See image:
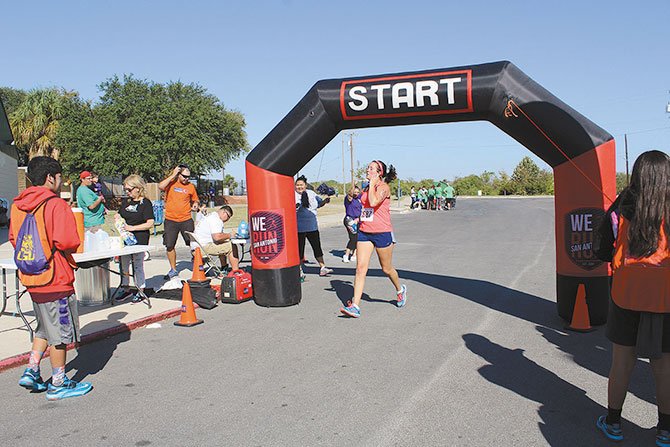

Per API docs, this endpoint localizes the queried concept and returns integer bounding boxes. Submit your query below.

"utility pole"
[341,134,346,195]
[624,133,629,185]
[348,133,355,188]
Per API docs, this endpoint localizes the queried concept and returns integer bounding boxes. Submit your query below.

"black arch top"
[247,61,613,176]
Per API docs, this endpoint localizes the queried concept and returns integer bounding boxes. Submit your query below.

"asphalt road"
[0,198,661,446]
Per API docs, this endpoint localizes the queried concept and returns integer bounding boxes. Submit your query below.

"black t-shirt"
[119,198,155,245]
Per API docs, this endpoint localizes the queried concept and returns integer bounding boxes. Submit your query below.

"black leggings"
[298,231,323,259]
[345,226,358,251]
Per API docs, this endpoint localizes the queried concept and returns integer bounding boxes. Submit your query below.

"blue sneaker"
[657,429,670,447]
[397,284,407,308]
[163,269,178,280]
[596,415,623,441]
[340,301,360,318]
[46,377,93,401]
[18,368,47,392]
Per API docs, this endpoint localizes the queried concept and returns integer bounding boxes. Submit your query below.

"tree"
[57,75,249,181]
[223,174,238,191]
[0,87,28,115]
[508,156,553,195]
[8,88,77,164]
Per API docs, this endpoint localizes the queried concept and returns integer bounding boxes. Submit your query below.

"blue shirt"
[295,190,322,233]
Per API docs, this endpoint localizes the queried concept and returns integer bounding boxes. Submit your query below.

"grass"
[101,196,350,238]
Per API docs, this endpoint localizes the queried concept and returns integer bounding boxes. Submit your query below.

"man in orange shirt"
[158,164,200,279]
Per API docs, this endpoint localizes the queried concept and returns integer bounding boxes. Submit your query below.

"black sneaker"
[114,290,134,303]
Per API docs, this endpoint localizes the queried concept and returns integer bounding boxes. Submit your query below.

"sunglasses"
[124,186,137,192]
[179,173,191,179]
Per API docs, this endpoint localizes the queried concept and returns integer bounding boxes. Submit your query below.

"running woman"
[340,160,407,318]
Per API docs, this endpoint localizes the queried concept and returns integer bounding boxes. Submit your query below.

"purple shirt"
[344,195,362,219]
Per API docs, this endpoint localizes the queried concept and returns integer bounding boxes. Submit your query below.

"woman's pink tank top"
[359,184,393,233]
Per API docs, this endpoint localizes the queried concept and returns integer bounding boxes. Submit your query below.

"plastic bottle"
[237,220,249,239]
[114,214,137,246]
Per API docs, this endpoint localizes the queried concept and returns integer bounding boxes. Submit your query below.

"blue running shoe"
[397,284,407,308]
[163,269,178,280]
[596,415,623,441]
[340,301,360,318]
[657,428,670,447]
[18,368,47,392]
[46,377,93,401]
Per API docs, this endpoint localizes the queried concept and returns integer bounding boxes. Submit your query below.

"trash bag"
[316,183,336,196]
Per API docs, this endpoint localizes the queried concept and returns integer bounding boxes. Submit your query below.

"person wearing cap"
[76,170,105,229]
[158,164,200,279]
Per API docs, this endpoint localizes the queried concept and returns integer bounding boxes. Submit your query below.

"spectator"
[445,183,456,210]
[10,156,92,400]
[410,186,417,209]
[76,170,105,230]
[594,150,670,445]
[115,174,154,304]
[158,164,200,279]
[343,185,361,263]
[295,175,333,279]
[193,205,239,272]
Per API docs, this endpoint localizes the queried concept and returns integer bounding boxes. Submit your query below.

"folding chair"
[185,231,224,277]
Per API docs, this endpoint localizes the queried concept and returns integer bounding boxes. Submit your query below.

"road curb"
[0,306,183,373]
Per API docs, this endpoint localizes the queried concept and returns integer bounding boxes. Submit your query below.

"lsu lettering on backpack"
[12,197,57,286]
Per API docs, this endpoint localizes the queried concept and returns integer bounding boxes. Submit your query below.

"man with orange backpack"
[9,156,93,401]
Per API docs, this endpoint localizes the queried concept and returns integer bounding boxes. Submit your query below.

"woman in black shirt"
[116,175,154,303]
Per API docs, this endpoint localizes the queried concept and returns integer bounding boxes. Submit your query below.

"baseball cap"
[79,170,92,180]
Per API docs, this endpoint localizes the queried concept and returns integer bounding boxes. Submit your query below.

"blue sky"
[3,1,669,184]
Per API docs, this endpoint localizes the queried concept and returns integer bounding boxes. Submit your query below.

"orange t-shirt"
[164,181,199,222]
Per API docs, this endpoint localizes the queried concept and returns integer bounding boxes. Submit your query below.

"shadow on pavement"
[322,267,656,406]
[66,311,131,382]
[463,333,654,446]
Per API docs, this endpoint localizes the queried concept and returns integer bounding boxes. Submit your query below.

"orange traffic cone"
[565,284,594,332]
[191,248,207,282]
[174,282,203,327]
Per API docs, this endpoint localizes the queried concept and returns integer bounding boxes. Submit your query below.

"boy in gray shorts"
[10,157,92,400]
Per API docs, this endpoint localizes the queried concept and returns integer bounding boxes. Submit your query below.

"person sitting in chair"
[193,205,239,273]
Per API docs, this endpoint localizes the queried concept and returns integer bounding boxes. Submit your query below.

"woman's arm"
[367,182,389,207]
[126,219,155,232]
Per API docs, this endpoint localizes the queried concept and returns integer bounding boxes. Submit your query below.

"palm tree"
[9,88,76,161]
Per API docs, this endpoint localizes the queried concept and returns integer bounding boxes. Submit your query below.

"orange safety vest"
[611,215,670,313]
[10,199,57,287]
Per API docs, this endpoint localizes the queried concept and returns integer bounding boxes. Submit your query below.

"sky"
[3,0,669,185]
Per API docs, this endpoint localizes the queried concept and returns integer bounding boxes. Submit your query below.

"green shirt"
[435,185,443,198]
[427,187,435,197]
[444,185,455,199]
[76,185,105,227]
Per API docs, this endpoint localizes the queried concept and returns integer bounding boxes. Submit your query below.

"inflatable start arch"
[245,61,616,324]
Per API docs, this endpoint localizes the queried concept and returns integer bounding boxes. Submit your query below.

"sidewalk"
[0,231,192,372]
[0,204,392,372]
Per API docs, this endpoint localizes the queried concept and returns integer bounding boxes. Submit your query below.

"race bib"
[361,207,374,222]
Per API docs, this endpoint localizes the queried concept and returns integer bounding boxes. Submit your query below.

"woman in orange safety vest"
[594,150,670,445]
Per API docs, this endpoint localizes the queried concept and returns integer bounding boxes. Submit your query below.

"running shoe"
[130,293,144,304]
[397,284,407,308]
[320,267,334,277]
[350,255,356,263]
[18,368,47,392]
[657,428,670,447]
[596,415,623,441]
[340,301,360,318]
[114,290,134,303]
[342,254,350,263]
[46,377,93,401]
[163,269,179,280]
